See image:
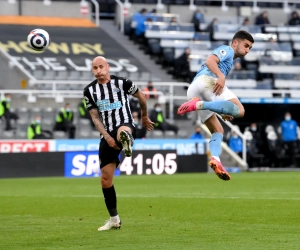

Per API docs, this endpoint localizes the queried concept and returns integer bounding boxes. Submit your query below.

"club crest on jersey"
[97,99,122,112]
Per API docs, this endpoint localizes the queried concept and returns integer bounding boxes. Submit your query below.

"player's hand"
[213,75,225,96]
[141,116,155,131]
[106,137,120,150]
[221,114,233,121]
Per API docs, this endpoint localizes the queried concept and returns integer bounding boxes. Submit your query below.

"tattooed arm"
[89,109,120,150]
[133,90,154,131]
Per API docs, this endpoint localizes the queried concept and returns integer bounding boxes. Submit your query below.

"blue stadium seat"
[148,39,161,55]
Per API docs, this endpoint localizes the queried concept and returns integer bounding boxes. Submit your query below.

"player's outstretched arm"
[133,90,154,131]
[89,109,120,150]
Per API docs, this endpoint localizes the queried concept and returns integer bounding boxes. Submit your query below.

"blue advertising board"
[56,139,206,155]
[132,139,206,155]
[239,98,300,104]
[64,151,120,178]
[56,139,99,151]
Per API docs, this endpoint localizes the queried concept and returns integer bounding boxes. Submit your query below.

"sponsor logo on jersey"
[96,99,122,112]
[113,88,120,93]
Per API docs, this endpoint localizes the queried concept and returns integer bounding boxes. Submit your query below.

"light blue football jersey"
[194,45,234,80]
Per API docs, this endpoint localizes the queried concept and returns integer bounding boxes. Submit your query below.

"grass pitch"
[1,172,300,250]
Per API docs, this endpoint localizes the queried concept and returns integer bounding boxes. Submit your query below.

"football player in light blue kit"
[178,30,254,181]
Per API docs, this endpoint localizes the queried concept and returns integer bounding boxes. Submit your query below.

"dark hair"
[232,30,254,43]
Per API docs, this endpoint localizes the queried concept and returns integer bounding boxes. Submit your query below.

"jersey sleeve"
[212,46,234,62]
[83,88,97,111]
[122,78,139,95]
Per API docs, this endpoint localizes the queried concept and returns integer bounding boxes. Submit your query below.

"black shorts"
[99,123,136,169]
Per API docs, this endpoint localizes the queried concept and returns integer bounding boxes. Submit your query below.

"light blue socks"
[202,101,240,117]
[209,132,223,159]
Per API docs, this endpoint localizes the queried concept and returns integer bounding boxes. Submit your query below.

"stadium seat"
[140,72,151,81]
[31,107,41,118]
[38,84,52,90]
[44,70,56,80]
[15,130,27,139]
[41,119,54,132]
[68,71,80,80]
[162,48,175,67]
[256,79,273,90]
[148,39,161,55]
[33,70,44,79]
[128,72,140,81]
[17,107,30,120]
[78,118,90,128]
[56,71,68,80]
[77,129,92,139]
[177,130,187,138]
[0,130,14,139]
[53,131,68,139]
[151,130,164,138]
[80,71,93,81]
[165,130,176,138]
[42,108,56,123]
[16,120,29,132]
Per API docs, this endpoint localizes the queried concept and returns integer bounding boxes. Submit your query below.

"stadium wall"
[0,1,92,19]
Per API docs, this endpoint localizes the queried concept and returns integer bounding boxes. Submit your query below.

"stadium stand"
[1,0,300,169]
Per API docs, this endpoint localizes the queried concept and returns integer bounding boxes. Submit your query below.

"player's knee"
[101,175,112,188]
[239,107,245,118]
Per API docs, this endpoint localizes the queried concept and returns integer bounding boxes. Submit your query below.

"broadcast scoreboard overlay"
[0,139,207,178]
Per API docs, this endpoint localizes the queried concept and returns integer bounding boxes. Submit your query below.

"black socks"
[102,185,118,217]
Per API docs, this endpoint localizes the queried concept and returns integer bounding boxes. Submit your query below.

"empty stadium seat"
[42,107,56,120]
[17,107,30,122]
[165,130,176,138]
[177,130,187,138]
[44,71,56,80]
[53,131,68,139]
[41,119,54,132]
[148,39,161,55]
[77,130,92,139]
[31,107,41,118]
[0,130,14,139]
[68,71,80,80]
[15,130,27,139]
[33,70,44,79]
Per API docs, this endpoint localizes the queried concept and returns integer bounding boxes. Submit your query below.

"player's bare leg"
[204,114,231,181]
[98,163,122,231]
[117,126,134,157]
[178,97,244,118]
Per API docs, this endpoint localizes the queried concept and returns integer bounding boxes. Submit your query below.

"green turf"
[1,172,300,250]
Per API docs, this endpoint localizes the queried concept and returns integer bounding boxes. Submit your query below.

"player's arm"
[206,54,225,96]
[123,78,154,131]
[133,90,154,131]
[89,109,120,150]
[88,109,108,138]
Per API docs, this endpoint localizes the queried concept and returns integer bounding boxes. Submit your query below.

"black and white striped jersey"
[83,75,138,133]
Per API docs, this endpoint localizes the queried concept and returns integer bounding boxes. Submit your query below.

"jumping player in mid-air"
[177,30,254,181]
